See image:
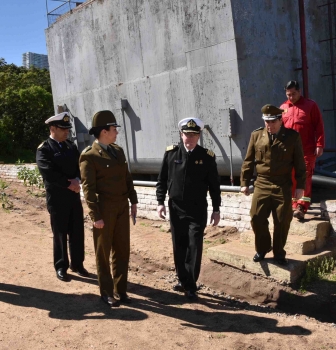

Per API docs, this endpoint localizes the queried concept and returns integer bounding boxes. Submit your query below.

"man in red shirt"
[280,80,325,219]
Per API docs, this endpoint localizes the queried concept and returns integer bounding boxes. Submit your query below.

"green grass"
[300,256,336,292]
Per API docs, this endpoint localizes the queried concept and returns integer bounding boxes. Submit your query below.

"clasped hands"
[68,178,81,193]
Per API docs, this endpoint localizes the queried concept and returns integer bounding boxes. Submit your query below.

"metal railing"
[46,0,83,26]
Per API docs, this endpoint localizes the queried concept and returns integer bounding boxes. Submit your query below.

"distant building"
[22,52,49,70]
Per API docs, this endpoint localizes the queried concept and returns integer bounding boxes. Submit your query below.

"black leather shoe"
[186,291,198,301]
[173,281,185,292]
[70,264,89,277]
[115,293,132,304]
[101,295,120,307]
[274,258,288,265]
[56,268,69,281]
[253,247,272,262]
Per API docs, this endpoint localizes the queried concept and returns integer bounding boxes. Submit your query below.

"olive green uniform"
[80,141,137,297]
[241,125,306,258]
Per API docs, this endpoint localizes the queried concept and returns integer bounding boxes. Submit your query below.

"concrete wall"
[305,0,336,149]
[45,0,334,176]
[231,0,333,150]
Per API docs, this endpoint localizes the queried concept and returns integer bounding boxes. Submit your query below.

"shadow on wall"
[206,107,246,175]
[73,116,92,152]
[122,102,142,163]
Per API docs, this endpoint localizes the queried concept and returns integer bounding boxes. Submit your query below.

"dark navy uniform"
[36,138,85,272]
[156,143,221,292]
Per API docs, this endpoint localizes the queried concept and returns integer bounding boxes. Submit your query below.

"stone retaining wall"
[321,200,336,235]
[0,164,253,230]
[0,163,37,182]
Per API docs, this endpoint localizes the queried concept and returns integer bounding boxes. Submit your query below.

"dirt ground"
[0,182,336,350]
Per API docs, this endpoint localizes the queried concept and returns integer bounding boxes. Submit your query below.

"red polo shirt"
[280,96,325,156]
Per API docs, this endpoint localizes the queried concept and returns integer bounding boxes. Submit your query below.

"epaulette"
[206,149,215,157]
[37,141,46,149]
[81,146,92,153]
[253,127,264,132]
[166,145,177,152]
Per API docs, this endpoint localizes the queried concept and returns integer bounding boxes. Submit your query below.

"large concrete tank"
[45,0,334,176]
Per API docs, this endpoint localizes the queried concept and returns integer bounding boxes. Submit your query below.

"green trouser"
[250,182,292,258]
[93,198,130,297]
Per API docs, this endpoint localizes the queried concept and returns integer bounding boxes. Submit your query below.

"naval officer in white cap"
[156,117,221,300]
[36,112,89,281]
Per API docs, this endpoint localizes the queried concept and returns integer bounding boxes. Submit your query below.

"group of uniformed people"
[36,79,324,304]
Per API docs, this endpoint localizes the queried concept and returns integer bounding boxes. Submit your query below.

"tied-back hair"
[91,126,111,139]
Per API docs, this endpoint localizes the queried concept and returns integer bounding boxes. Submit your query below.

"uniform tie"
[270,134,275,145]
[107,145,117,158]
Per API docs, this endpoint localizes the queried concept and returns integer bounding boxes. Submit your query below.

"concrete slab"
[268,216,331,242]
[207,241,334,283]
[240,230,316,255]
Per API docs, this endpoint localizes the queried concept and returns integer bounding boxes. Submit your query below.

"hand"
[93,219,104,229]
[210,212,220,226]
[241,186,250,196]
[157,205,166,219]
[294,189,304,200]
[315,147,323,158]
[68,178,81,193]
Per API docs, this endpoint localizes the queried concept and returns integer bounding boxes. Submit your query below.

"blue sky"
[0,0,50,66]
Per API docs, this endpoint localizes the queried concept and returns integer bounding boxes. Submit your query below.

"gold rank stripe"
[166,145,176,151]
[207,149,215,157]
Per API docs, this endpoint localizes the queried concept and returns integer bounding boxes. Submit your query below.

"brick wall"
[128,187,253,230]
[0,163,37,182]
[0,164,253,231]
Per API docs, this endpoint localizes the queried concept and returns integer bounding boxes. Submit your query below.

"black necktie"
[107,145,117,158]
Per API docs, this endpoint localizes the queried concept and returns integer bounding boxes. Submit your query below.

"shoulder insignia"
[166,145,177,152]
[37,142,46,149]
[206,149,215,157]
[253,127,264,132]
[81,146,92,154]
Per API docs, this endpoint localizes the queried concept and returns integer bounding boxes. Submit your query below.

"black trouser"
[169,199,207,292]
[48,192,85,271]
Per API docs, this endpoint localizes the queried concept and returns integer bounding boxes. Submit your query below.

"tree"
[0,58,54,162]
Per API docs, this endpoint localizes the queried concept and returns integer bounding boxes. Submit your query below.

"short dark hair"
[91,125,111,139]
[285,80,300,90]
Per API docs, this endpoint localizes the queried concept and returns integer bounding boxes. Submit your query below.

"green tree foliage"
[0,58,53,162]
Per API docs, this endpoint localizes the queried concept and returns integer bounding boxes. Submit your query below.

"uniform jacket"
[36,138,81,190]
[36,138,81,209]
[240,125,306,189]
[156,143,221,211]
[280,96,325,156]
[79,141,138,222]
